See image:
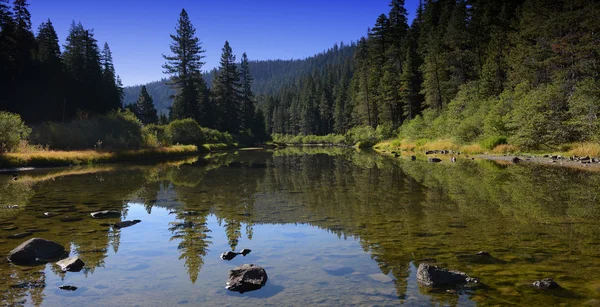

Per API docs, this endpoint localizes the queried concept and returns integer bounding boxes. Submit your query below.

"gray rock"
[533,278,560,290]
[239,249,251,256]
[114,220,141,229]
[7,238,66,265]
[428,158,442,163]
[56,256,85,272]
[90,210,121,219]
[416,263,479,287]
[226,264,268,293]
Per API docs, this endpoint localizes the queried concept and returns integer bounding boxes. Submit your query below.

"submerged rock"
[90,210,121,219]
[7,238,66,265]
[56,256,85,272]
[322,264,354,276]
[416,263,479,287]
[368,273,394,283]
[533,278,561,290]
[226,264,268,293]
[114,220,141,229]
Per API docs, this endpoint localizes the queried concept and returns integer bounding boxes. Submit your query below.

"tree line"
[0,0,123,124]
[256,0,600,149]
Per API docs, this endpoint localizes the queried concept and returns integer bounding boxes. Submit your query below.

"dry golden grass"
[492,144,519,154]
[459,144,485,154]
[0,145,198,168]
[566,142,600,157]
[420,139,461,151]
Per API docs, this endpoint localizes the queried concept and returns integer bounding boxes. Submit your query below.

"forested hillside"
[258,0,600,149]
[123,43,356,114]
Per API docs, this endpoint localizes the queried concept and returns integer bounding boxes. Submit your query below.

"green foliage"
[167,119,206,146]
[480,136,507,150]
[31,109,144,150]
[0,112,31,152]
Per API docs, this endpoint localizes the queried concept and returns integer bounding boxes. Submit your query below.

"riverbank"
[0,145,200,168]
[374,139,600,170]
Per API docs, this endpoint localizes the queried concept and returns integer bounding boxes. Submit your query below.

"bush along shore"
[0,110,245,169]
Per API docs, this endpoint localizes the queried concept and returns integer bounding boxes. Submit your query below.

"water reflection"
[1,150,600,306]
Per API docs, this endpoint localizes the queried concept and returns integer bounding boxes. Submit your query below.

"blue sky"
[29,0,419,86]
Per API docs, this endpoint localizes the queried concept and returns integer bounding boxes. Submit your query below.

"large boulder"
[416,263,479,287]
[90,211,121,219]
[56,256,85,272]
[226,264,268,293]
[7,238,66,265]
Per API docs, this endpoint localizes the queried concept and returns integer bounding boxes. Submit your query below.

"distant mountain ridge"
[123,42,356,114]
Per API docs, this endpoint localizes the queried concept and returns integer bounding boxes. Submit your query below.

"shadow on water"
[1,149,600,305]
[223,282,285,299]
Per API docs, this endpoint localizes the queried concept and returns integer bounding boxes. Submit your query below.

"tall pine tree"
[212,41,240,133]
[163,9,206,122]
[239,52,255,132]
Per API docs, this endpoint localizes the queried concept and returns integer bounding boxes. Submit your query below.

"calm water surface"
[1,149,600,306]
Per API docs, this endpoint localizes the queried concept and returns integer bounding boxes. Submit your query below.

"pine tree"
[132,85,158,124]
[35,19,64,121]
[62,22,105,118]
[11,0,36,120]
[239,52,256,132]
[163,9,205,122]
[0,0,15,112]
[212,41,241,133]
[101,43,121,111]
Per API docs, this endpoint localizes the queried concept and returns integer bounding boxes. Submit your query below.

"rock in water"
[416,263,479,287]
[226,264,268,293]
[428,158,442,163]
[7,238,66,265]
[114,220,141,229]
[90,210,121,219]
[58,285,78,291]
[239,249,251,256]
[533,278,560,290]
[221,251,238,261]
[56,256,85,272]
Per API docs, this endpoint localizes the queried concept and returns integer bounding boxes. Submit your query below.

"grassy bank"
[374,138,600,158]
[0,145,199,168]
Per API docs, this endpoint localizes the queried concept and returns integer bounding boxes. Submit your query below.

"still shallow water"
[1,149,600,306]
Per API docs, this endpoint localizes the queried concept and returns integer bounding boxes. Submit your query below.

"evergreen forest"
[1,0,599,152]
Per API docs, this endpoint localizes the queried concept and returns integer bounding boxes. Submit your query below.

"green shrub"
[144,124,172,146]
[0,112,31,152]
[345,125,379,145]
[480,136,508,150]
[31,109,143,150]
[167,119,206,146]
